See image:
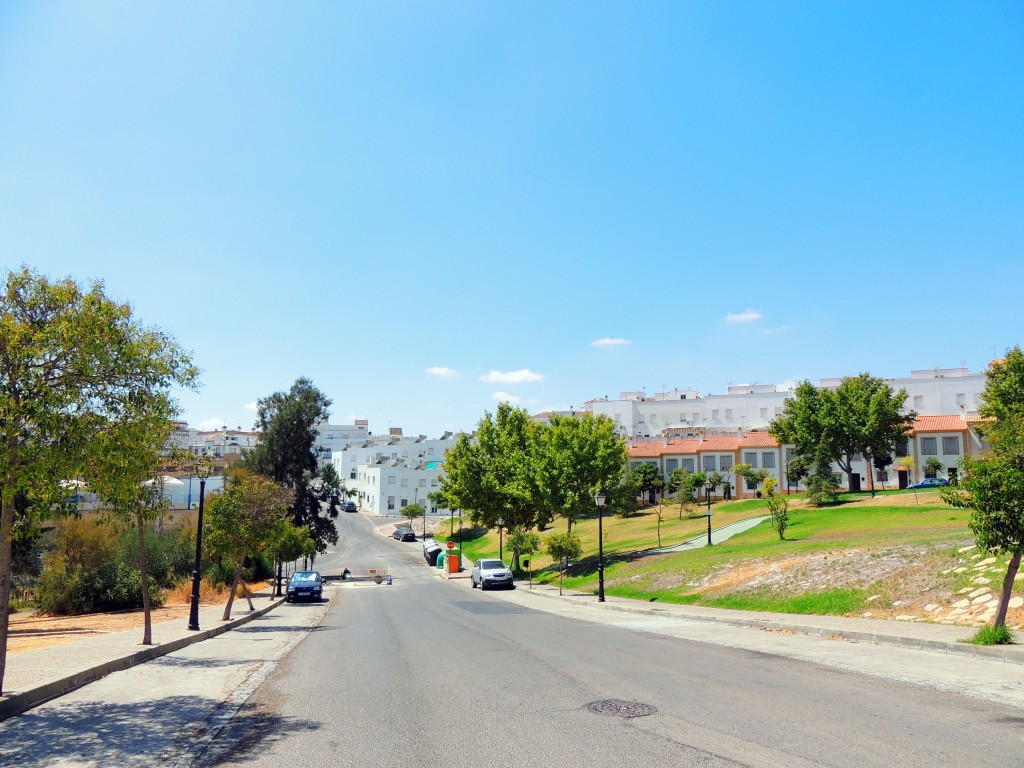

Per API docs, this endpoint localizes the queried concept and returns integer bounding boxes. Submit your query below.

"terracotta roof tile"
[697,436,739,452]
[629,443,666,458]
[910,415,970,433]
[739,432,779,447]
[662,440,702,455]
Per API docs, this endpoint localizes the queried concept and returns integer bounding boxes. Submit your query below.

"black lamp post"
[595,489,607,602]
[187,457,212,631]
[705,479,714,546]
[496,517,504,562]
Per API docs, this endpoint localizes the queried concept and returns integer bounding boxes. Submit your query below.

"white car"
[471,558,514,591]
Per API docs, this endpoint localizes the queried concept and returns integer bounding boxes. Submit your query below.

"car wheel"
[479,581,486,591]
[471,577,477,588]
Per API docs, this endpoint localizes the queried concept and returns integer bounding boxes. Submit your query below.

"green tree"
[205,472,294,620]
[923,457,945,479]
[667,467,696,519]
[266,521,317,593]
[532,413,627,532]
[943,347,1024,632]
[770,375,913,491]
[437,404,544,551]
[805,442,840,507]
[401,503,425,538]
[0,267,197,694]
[760,476,789,540]
[506,526,541,571]
[734,463,769,496]
[632,462,664,505]
[242,378,338,553]
[545,532,582,596]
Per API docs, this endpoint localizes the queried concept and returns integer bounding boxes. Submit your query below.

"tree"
[205,472,294,620]
[507,526,541,571]
[266,521,317,595]
[734,463,769,497]
[785,455,809,495]
[545,532,582,596]
[532,413,627,533]
[805,442,840,507]
[770,375,913,492]
[402,503,425,538]
[943,347,1024,632]
[0,267,197,695]
[760,477,789,540]
[632,462,663,505]
[923,457,945,479]
[242,378,338,553]
[667,467,695,519]
[437,404,544,551]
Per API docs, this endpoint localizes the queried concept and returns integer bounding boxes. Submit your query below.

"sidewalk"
[0,587,284,721]
[509,580,1024,664]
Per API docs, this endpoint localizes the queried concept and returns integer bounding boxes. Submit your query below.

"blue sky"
[2,2,1022,437]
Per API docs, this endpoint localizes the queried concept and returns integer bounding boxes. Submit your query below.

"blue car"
[908,478,949,489]
[286,571,323,602]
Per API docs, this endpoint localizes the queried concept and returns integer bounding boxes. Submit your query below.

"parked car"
[908,478,949,489]
[341,501,358,513]
[471,558,514,590]
[285,571,323,603]
[398,529,417,542]
[393,526,412,540]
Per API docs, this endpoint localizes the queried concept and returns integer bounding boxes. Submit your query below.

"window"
[692,412,700,423]
[665,458,679,472]
[401,478,409,487]
[762,452,776,469]
[743,452,758,468]
[400,498,408,507]
[725,409,733,419]
[746,477,758,491]
[419,479,427,487]
[712,410,720,419]
[682,458,695,473]
[921,437,937,455]
[388,476,395,484]
[895,438,909,456]
[720,455,733,471]
[774,406,783,416]
[876,469,888,482]
[914,395,924,408]
[956,393,966,407]
[428,447,434,455]
[760,407,768,418]
[703,455,716,472]
[942,436,960,455]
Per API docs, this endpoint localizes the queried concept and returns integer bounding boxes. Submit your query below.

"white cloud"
[479,368,544,384]
[198,417,226,431]
[491,391,522,404]
[724,309,763,324]
[244,401,258,411]
[426,366,459,379]
[591,337,631,347]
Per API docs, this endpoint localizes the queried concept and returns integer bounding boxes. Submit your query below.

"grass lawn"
[464,491,978,615]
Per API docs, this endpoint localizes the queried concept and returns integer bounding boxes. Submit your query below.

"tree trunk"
[994,551,1022,628]
[222,556,245,621]
[558,567,563,596]
[241,579,255,611]
[0,494,16,696]
[135,507,152,646]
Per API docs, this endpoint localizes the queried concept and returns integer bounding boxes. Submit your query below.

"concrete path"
[647,514,770,553]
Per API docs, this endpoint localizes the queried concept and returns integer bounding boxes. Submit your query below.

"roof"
[910,415,970,433]
[629,443,666,458]
[696,436,739,453]
[739,432,779,448]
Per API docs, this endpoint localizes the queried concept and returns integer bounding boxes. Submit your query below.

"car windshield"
[480,560,506,569]
[292,572,320,582]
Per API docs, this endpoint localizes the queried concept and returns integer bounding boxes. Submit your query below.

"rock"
[924,603,940,612]
[970,553,983,560]
[954,567,967,573]
[895,615,917,621]
[952,599,970,608]
[976,557,996,567]
[972,594,993,605]
[1009,597,1024,609]
[958,545,976,553]
[972,577,992,585]
[949,607,969,616]
[866,595,880,603]
[892,600,903,607]
[968,588,991,599]
[861,612,873,618]
[942,568,954,575]
[958,587,973,594]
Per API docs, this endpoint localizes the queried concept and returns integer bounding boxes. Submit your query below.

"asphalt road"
[201,513,1024,768]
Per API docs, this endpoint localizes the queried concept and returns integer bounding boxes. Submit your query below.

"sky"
[1,2,1022,437]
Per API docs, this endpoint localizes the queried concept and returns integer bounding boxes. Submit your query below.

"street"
[3,511,1024,768]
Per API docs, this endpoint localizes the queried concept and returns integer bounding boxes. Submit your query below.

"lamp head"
[195,456,213,480]
[595,489,607,507]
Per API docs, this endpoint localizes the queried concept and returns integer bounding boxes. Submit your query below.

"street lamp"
[187,457,213,631]
[496,517,505,562]
[595,489,607,602]
[705,479,714,546]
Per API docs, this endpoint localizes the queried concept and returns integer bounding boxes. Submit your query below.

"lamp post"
[705,479,714,546]
[187,457,212,631]
[595,489,607,602]
[496,517,504,562]
[866,446,876,498]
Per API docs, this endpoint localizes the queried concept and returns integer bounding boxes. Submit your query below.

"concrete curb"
[515,586,1024,665]
[0,597,286,722]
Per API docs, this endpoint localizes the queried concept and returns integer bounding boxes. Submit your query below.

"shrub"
[117,528,194,588]
[35,563,163,614]
[967,624,1015,646]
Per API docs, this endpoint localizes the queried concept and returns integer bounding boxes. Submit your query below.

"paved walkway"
[1,587,283,720]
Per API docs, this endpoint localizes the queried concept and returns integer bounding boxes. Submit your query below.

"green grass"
[966,624,1015,645]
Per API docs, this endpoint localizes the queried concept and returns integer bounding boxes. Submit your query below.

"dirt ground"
[7,581,270,654]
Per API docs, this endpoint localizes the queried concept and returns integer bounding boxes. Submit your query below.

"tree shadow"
[0,694,320,768]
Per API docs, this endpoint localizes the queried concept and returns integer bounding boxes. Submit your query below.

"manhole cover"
[585,699,657,718]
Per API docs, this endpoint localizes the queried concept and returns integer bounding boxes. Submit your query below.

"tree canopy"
[770,374,913,491]
[0,267,197,695]
[242,378,338,552]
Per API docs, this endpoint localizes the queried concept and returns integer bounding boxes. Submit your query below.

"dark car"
[393,526,412,540]
[398,529,417,542]
[341,501,358,513]
[286,571,322,603]
[908,478,949,489]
